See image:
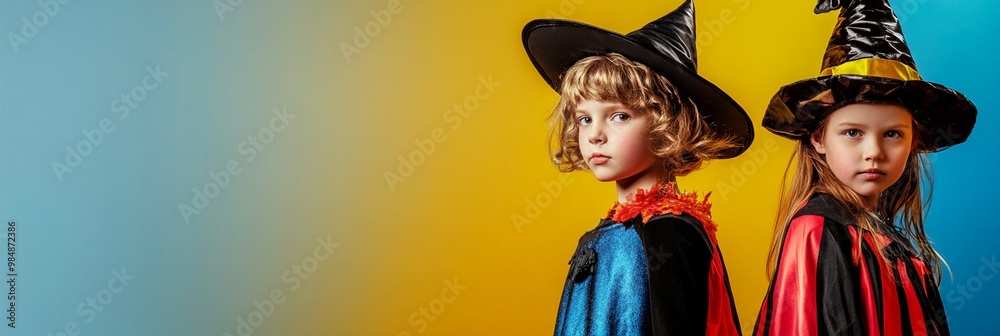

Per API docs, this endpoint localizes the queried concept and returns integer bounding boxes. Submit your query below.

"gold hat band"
[819,58,922,81]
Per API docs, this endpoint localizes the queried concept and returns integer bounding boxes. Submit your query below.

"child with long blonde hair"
[753,1,977,335]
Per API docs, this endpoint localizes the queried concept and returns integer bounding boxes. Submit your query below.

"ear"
[810,131,827,154]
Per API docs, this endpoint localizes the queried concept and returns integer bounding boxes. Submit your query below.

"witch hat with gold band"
[522,0,753,159]
[763,0,977,152]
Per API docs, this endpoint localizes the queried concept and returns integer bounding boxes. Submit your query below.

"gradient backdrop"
[1,0,997,335]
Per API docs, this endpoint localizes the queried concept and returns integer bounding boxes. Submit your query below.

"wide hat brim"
[522,19,753,159]
[763,75,977,152]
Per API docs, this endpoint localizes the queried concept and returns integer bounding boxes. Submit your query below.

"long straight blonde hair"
[766,120,944,281]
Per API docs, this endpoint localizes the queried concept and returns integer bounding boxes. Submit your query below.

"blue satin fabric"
[554,219,652,336]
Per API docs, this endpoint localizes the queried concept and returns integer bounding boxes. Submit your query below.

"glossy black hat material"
[522,0,753,159]
[763,0,976,152]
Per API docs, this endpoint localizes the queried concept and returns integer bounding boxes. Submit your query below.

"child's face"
[810,103,914,205]
[575,99,659,182]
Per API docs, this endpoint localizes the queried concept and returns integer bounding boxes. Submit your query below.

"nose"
[863,137,884,162]
[587,122,606,145]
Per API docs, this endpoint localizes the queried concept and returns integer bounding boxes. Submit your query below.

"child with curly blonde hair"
[523,1,754,334]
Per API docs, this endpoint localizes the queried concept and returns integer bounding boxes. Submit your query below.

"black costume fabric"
[522,0,753,158]
[762,0,976,152]
[753,193,949,335]
[554,183,741,335]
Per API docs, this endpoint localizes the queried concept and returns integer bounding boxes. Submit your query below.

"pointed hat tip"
[814,0,847,14]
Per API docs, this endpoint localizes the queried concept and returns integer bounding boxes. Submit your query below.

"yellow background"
[343,0,836,334]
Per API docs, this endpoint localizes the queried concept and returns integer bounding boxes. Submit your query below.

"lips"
[860,168,885,181]
[590,154,609,165]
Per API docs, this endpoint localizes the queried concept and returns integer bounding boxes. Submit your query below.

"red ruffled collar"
[606,182,719,236]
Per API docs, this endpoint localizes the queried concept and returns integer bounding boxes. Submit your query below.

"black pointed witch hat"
[763,0,977,152]
[522,0,753,159]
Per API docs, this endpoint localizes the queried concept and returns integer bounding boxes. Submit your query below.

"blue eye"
[611,113,630,122]
[843,129,862,138]
[577,116,592,126]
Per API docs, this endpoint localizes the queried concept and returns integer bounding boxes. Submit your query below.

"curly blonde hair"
[548,53,738,177]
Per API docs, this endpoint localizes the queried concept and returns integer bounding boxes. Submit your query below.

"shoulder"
[636,214,711,254]
[793,193,853,228]
[781,194,856,249]
[644,213,707,234]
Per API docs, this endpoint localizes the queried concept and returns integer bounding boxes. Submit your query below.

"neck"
[863,194,878,212]
[615,167,673,203]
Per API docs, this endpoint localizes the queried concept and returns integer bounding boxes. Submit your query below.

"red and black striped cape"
[754,193,949,335]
